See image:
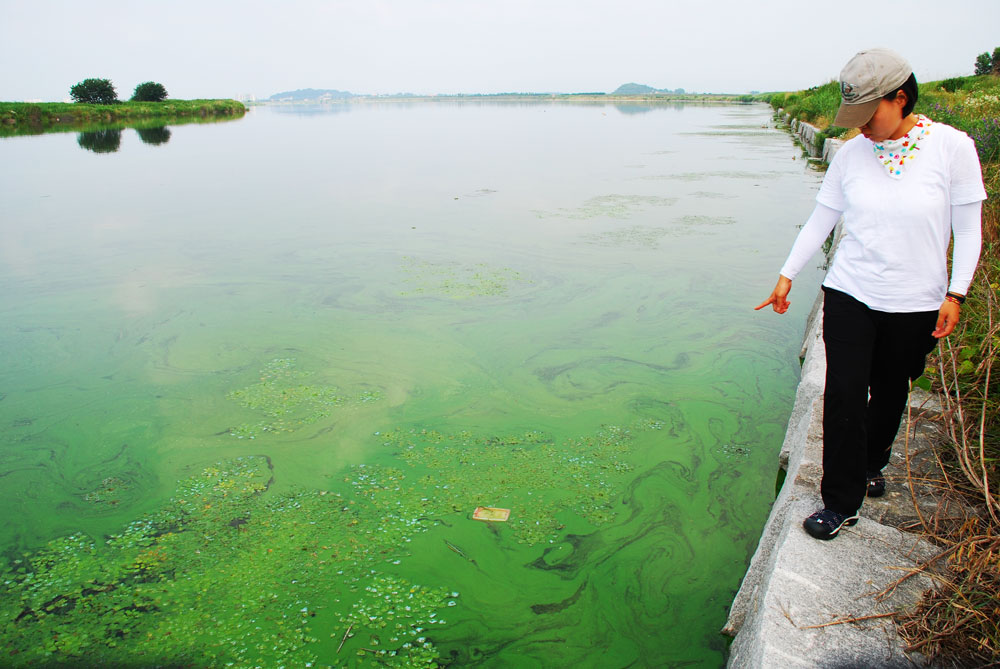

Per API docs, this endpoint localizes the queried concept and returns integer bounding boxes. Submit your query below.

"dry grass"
[896,525,1000,666]
[894,257,1000,666]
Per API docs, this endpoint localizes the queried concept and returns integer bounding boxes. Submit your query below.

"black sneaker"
[866,471,886,498]
[803,508,859,540]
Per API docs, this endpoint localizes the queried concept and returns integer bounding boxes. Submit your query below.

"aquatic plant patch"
[690,191,737,199]
[675,215,736,226]
[0,419,653,667]
[337,574,454,665]
[533,194,678,220]
[399,257,528,298]
[583,225,673,248]
[0,456,452,667]
[227,358,383,438]
[371,424,646,545]
[639,170,782,182]
[83,476,133,508]
[582,214,734,245]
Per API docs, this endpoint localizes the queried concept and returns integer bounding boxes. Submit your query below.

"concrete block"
[797,121,820,150]
[727,497,938,669]
[822,138,845,163]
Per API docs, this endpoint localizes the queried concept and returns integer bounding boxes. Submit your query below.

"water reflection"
[615,104,655,115]
[76,128,121,153]
[614,102,688,115]
[135,126,171,146]
[270,103,352,116]
[75,126,172,152]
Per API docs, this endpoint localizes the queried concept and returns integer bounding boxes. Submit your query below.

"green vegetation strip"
[0,99,246,137]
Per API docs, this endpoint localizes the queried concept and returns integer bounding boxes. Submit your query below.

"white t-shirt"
[786,120,986,312]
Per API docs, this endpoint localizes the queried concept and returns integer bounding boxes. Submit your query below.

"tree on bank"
[132,81,168,102]
[69,78,119,104]
[974,47,1000,75]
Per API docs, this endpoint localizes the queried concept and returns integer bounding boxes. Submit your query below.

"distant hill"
[611,83,686,95]
[268,88,354,102]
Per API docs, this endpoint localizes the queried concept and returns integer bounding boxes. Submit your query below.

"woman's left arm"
[933,201,983,338]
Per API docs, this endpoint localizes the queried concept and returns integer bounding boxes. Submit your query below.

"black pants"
[821,287,938,515]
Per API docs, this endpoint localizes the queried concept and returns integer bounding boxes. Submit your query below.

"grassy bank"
[767,75,999,664]
[0,99,246,137]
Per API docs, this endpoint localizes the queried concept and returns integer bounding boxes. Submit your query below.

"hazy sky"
[3,0,998,101]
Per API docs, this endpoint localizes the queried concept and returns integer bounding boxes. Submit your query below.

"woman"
[756,48,986,540]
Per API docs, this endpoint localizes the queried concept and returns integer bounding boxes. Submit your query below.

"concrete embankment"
[783,114,845,163]
[722,113,947,667]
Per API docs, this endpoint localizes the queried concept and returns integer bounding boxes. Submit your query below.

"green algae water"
[0,102,825,667]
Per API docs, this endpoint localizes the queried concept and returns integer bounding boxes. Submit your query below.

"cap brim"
[833,98,880,128]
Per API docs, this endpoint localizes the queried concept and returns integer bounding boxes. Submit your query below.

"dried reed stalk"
[894,264,1000,666]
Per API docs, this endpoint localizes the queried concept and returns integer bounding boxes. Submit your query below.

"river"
[0,100,824,667]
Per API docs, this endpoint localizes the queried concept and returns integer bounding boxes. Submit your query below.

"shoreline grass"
[767,73,1000,665]
[0,99,246,137]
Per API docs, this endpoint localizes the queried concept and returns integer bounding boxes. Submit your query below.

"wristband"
[946,292,966,304]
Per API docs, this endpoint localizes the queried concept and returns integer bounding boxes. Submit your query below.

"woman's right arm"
[755,202,842,313]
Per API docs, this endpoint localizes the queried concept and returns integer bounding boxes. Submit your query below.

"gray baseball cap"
[833,48,912,127]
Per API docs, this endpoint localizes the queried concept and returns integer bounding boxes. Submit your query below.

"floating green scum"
[226,358,383,438]
[532,193,678,220]
[399,256,528,299]
[0,456,450,667]
[365,425,642,545]
[1,359,658,667]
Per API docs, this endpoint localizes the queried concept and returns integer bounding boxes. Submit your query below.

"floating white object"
[472,506,510,522]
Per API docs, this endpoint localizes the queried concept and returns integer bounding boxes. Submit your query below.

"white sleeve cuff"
[948,201,982,295]
[778,203,843,280]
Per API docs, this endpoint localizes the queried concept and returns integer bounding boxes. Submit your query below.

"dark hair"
[883,73,918,116]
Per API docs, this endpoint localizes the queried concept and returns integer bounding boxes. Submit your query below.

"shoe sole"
[803,514,859,540]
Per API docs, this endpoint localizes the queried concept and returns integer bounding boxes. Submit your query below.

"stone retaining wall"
[780,109,845,162]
